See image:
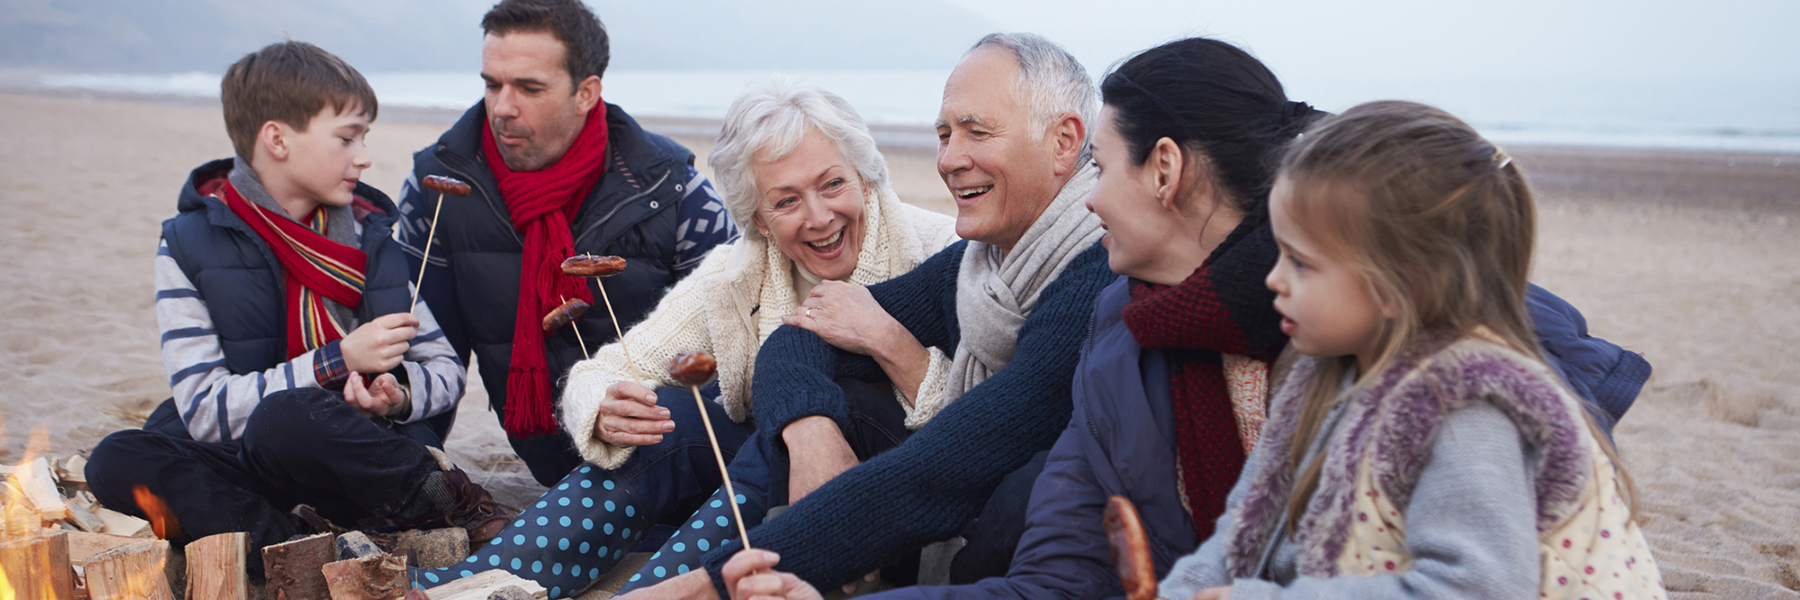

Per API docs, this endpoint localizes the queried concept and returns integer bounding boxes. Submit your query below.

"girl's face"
[1266,176,1389,372]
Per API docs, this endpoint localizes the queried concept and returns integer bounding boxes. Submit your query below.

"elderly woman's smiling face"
[751,128,868,281]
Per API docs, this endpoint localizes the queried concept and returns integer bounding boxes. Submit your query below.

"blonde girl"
[1159,100,1665,600]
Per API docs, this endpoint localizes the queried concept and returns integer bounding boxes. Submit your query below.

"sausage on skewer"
[668,351,719,387]
[421,174,473,196]
[542,298,591,332]
[561,254,628,277]
[1105,496,1157,600]
[670,351,752,551]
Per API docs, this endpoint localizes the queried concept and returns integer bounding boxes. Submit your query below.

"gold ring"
[805,307,814,319]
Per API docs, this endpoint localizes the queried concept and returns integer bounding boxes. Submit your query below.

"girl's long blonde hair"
[1275,100,1632,531]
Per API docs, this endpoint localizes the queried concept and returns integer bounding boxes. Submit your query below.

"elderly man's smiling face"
[936,46,1074,253]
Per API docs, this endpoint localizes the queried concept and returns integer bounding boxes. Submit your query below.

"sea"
[36,69,1800,154]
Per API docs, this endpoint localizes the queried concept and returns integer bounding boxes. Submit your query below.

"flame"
[0,416,51,600]
[132,485,180,540]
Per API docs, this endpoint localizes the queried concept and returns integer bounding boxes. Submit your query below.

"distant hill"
[2,0,1001,74]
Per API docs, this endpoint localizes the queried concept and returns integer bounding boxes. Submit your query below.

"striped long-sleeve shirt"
[155,238,465,443]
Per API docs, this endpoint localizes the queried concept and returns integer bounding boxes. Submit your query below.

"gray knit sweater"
[1159,400,1540,600]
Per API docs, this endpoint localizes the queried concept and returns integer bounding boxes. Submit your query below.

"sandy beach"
[1,90,1795,598]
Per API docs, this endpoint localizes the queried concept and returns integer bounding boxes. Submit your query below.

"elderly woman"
[415,80,958,597]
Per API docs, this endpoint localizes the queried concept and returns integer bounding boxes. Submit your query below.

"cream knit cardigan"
[561,187,959,469]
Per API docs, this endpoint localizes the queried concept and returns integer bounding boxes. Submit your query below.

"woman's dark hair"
[1100,37,1321,215]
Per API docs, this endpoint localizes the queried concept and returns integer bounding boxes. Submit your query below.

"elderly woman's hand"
[593,381,675,447]
[782,281,901,357]
[783,280,931,405]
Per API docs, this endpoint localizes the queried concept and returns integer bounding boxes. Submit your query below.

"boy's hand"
[345,371,409,418]
[341,313,419,373]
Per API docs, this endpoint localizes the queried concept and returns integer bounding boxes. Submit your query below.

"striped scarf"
[222,181,367,359]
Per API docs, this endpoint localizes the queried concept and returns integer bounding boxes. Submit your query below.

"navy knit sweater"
[698,240,1115,593]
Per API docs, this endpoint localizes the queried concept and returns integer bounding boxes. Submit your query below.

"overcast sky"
[943,0,1800,82]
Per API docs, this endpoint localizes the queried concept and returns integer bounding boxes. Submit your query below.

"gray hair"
[710,79,890,240]
[968,33,1098,160]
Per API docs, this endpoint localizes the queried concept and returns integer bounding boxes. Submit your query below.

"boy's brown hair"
[221,41,379,160]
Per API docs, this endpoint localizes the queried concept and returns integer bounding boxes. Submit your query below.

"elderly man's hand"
[724,549,823,600]
[593,381,674,446]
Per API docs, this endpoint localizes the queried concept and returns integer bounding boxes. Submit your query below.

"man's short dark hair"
[482,0,610,87]
[220,41,378,160]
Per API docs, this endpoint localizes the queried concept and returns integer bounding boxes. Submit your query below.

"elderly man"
[619,33,1113,599]
[399,0,735,486]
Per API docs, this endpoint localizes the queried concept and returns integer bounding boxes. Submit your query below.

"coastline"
[1,91,1796,598]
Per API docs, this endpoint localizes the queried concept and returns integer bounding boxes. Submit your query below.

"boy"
[85,41,506,577]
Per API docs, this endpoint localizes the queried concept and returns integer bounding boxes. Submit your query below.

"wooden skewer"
[410,190,446,313]
[592,279,647,382]
[690,383,752,550]
[559,295,593,361]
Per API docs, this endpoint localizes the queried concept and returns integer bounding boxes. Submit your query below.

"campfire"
[1,410,172,600]
[0,404,562,600]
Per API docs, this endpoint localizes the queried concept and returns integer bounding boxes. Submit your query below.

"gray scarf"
[945,163,1102,400]
[229,157,362,329]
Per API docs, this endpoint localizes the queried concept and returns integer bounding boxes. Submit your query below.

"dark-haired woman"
[718,36,1648,600]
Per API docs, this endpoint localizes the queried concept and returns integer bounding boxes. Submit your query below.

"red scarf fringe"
[482,101,608,436]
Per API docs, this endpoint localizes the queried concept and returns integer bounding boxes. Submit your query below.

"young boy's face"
[277,105,372,210]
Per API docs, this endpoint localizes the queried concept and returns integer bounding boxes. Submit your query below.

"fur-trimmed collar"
[1224,335,1593,577]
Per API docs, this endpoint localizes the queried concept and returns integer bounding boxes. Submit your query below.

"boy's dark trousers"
[85,387,453,577]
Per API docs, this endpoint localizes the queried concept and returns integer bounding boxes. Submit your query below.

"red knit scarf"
[482,102,607,436]
[221,181,368,359]
[1120,212,1285,537]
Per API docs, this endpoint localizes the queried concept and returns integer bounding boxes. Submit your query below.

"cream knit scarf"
[946,163,1101,399]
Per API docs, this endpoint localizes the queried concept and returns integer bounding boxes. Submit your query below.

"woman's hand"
[723,549,822,600]
[782,281,905,357]
[592,381,674,446]
[784,281,930,404]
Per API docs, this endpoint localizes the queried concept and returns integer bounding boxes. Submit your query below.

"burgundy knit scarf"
[483,102,607,436]
[1120,211,1286,537]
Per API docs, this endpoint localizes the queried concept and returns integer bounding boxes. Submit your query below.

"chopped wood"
[62,455,89,487]
[67,501,106,533]
[14,457,70,523]
[0,529,76,600]
[185,532,248,600]
[85,538,174,600]
[4,497,38,538]
[417,570,547,600]
[392,528,468,569]
[261,532,333,600]
[93,507,152,538]
[63,530,143,565]
[320,554,408,600]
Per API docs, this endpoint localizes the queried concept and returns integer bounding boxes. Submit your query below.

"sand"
[0,91,1794,598]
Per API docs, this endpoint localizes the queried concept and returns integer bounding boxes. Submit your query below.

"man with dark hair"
[398,0,736,487]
